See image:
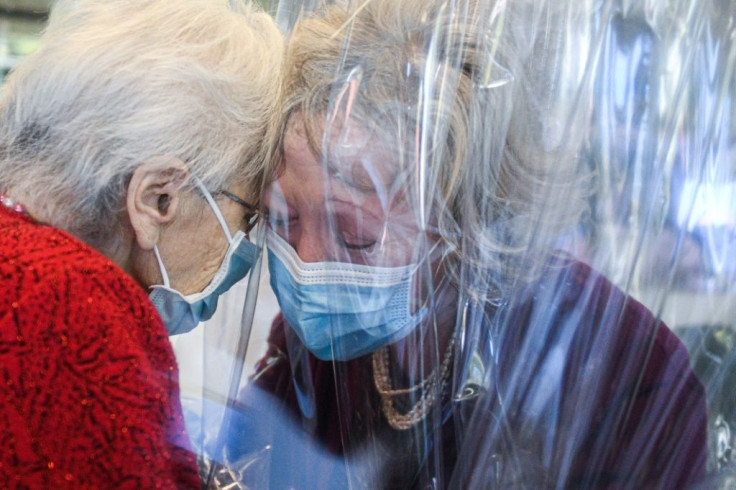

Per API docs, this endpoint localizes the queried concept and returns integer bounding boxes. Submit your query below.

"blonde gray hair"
[0,0,283,251]
[276,0,588,299]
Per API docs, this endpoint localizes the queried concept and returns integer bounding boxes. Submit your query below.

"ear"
[126,157,189,250]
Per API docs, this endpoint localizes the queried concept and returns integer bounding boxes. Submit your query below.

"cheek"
[189,219,230,283]
[347,231,426,268]
[204,221,231,263]
[376,219,426,265]
[381,234,420,264]
[185,240,228,293]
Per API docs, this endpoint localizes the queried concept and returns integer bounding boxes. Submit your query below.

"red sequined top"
[0,205,199,488]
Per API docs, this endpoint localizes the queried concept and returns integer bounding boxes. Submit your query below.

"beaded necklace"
[0,193,27,215]
[372,332,455,431]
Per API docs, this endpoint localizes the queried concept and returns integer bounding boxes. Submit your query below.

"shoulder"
[558,259,691,368]
[501,257,703,417]
[1,212,176,411]
[533,258,681,348]
[499,258,706,486]
[0,212,198,487]
[2,212,167,342]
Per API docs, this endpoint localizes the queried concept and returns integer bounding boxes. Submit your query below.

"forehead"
[282,116,407,195]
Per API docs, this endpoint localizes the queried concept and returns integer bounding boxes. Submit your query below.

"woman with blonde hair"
[225,0,707,487]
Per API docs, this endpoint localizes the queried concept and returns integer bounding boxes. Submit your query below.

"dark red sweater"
[230,259,707,489]
[0,206,199,488]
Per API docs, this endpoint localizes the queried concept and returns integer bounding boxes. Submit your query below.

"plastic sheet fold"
[186,0,736,487]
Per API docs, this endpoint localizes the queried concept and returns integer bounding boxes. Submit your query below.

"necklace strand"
[0,193,27,215]
[372,333,455,431]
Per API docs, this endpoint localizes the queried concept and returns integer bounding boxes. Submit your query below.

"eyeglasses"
[221,189,259,233]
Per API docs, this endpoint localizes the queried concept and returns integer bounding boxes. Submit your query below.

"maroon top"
[0,206,199,488]
[232,259,707,489]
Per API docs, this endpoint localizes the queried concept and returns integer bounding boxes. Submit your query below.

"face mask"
[149,178,260,336]
[266,230,427,361]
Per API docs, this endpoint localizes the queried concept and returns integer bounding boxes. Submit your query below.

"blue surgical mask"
[149,178,260,336]
[266,230,427,361]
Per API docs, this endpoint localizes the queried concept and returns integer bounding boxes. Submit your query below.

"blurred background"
[0,1,47,79]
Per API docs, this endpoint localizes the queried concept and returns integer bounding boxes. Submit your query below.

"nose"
[293,227,329,263]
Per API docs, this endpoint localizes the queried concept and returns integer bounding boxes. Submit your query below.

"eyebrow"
[328,192,387,225]
[331,170,376,194]
[320,154,363,188]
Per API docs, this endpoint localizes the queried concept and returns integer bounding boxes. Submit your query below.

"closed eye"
[336,214,377,251]
[341,238,376,250]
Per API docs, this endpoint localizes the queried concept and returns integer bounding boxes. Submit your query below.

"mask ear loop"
[152,177,235,290]
[192,176,234,243]
[153,245,171,288]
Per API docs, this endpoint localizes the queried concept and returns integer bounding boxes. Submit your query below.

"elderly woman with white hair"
[0,0,281,487]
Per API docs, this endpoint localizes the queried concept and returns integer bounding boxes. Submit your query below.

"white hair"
[0,0,283,250]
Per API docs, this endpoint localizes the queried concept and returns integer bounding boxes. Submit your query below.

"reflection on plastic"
[191,0,736,488]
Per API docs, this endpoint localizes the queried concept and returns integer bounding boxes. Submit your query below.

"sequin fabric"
[0,206,199,488]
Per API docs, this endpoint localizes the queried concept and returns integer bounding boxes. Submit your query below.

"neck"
[105,220,145,287]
